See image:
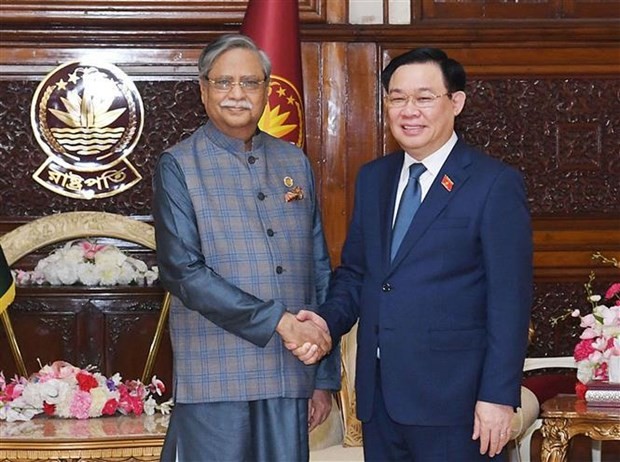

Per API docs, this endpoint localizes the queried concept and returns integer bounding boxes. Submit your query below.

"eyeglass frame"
[204,77,267,92]
[384,91,452,109]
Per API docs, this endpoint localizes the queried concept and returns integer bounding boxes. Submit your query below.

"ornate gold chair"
[0,211,170,461]
[518,356,603,462]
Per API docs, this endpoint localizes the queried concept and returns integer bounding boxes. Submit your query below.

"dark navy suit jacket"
[320,139,532,426]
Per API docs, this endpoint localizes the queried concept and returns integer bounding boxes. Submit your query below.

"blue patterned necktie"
[391,163,426,261]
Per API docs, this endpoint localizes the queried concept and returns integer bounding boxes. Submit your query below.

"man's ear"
[199,79,208,107]
[451,91,466,116]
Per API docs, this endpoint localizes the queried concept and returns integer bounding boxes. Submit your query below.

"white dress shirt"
[392,132,458,226]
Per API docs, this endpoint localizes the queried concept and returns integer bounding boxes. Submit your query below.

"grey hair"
[198,34,272,80]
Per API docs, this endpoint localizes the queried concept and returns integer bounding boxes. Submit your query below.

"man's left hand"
[308,389,333,432]
[472,400,513,457]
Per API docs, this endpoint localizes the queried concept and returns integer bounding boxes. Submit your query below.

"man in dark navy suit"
[290,48,532,461]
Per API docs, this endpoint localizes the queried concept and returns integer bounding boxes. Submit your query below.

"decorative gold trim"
[339,323,363,447]
[0,212,155,263]
[142,291,170,383]
[0,413,168,460]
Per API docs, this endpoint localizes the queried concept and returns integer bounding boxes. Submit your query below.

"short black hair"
[381,47,466,93]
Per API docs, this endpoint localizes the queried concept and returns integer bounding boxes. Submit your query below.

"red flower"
[76,371,98,392]
[102,398,118,415]
[43,401,56,416]
[130,395,144,415]
[573,339,595,361]
[575,382,588,400]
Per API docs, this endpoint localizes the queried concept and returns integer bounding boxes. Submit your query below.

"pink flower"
[574,339,596,361]
[69,390,92,420]
[579,313,597,329]
[81,241,107,260]
[605,337,616,351]
[0,376,26,402]
[46,361,80,379]
[14,270,31,285]
[605,282,620,300]
[579,327,599,340]
[150,376,165,396]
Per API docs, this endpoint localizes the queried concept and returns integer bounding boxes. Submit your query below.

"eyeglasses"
[205,78,266,92]
[385,92,450,109]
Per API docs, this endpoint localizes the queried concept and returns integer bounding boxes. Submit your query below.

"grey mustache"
[220,99,253,109]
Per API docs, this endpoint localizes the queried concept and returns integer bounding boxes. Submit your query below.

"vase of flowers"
[571,253,620,387]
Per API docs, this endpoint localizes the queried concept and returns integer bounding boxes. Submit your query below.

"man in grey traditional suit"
[152,34,339,461]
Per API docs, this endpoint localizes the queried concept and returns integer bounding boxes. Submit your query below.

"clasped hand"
[277,310,331,365]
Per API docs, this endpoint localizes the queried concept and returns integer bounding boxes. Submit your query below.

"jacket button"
[267,228,275,237]
[257,192,265,200]
[248,155,256,164]
[382,283,392,292]
[276,266,284,274]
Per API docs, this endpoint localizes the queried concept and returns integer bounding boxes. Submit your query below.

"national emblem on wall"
[30,61,144,199]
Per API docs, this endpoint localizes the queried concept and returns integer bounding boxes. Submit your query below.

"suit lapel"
[389,143,472,270]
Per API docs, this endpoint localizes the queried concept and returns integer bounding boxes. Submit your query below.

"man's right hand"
[276,311,332,364]
[281,310,331,365]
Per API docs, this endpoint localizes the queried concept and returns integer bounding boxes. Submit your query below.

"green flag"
[0,245,15,315]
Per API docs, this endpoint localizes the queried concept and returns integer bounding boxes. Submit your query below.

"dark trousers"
[362,363,506,462]
[161,397,309,462]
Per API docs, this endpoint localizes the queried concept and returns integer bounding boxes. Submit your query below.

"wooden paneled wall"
[0,0,619,378]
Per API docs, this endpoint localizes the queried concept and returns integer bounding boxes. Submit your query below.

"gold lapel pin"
[283,176,294,188]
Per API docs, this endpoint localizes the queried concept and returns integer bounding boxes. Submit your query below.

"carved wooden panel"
[457,78,619,216]
[531,278,617,358]
[0,80,203,218]
[0,287,172,399]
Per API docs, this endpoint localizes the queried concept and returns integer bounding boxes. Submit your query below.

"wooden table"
[540,394,620,462]
[0,413,168,461]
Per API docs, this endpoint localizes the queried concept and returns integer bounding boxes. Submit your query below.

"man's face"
[199,47,269,142]
[385,62,465,161]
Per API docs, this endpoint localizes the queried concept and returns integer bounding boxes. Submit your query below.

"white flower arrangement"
[13,240,158,287]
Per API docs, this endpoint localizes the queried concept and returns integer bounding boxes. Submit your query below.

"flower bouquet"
[569,253,620,399]
[13,240,158,287]
[0,361,173,422]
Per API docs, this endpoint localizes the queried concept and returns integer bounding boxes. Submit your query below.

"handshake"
[276,310,332,365]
